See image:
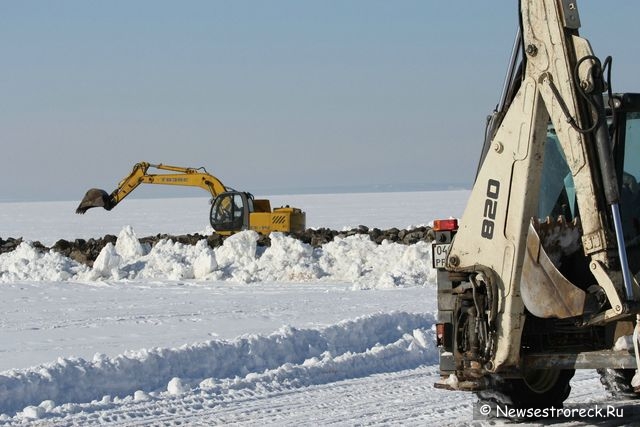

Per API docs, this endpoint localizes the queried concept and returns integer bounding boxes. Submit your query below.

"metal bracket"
[582,229,610,255]
[560,0,581,30]
[584,260,627,325]
[591,260,624,311]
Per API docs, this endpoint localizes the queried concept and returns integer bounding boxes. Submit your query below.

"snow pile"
[167,377,188,395]
[318,234,434,289]
[253,232,322,282]
[613,334,634,351]
[0,312,436,418]
[0,227,437,288]
[0,242,88,282]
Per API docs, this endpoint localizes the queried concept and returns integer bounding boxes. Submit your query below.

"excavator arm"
[449,0,638,369]
[75,162,228,214]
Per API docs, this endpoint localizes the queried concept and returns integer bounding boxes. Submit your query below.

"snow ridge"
[1,227,436,288]
[0,312,436,420]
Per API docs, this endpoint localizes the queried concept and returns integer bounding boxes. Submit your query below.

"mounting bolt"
[580,79,594,94]
[449,255,460,267]
[493,142,503,153]
[526,44,538,57]
[615,305,622,313]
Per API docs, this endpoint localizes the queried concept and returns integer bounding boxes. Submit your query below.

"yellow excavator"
[75,162,306,235]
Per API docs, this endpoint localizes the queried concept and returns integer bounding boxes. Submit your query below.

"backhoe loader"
[432,0,640,410]
[75,162,305,235]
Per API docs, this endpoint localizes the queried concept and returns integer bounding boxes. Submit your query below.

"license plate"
[432,243,451,269]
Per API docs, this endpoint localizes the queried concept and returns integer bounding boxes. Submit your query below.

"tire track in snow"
[25,366,472,426]
[566,370,609,403]
[9,354,636,426]
[21,369,638,427]
[0,312,437,423]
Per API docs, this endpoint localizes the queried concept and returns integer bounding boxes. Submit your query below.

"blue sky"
[1,1,639,201]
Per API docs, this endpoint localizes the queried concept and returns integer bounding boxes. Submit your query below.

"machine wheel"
[597,368,639,399]
[478,369,574,410]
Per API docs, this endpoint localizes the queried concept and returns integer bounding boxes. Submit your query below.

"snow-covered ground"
[0,190,626,425]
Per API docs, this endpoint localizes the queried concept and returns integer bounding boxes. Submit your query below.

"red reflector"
[436,323,445,347]
[433,218,458,232]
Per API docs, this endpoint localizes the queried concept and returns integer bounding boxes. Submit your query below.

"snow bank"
[319,234,434,289]
[0,227,437,288]
[0,312,436,417]
[0,242,88,282]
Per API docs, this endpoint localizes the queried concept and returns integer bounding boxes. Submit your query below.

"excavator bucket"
[75,188,112,214]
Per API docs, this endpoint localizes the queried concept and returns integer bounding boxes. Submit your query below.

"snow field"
[1,226,436,289]
[2,193,618,425]
[0,312,437,422]
[0,216,445,423]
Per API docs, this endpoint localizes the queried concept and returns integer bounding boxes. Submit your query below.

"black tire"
[597,368,639,399]
[478,369,575,410]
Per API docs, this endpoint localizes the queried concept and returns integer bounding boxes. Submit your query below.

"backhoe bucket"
[75,189,112,214]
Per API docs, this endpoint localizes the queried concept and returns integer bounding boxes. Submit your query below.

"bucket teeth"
[534,215,581,234]
[532,216,582,263]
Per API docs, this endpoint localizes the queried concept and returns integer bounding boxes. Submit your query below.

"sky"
[1,1,639,202]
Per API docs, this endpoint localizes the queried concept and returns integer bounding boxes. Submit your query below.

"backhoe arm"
[75,162,228,214]
[444,0,637,371]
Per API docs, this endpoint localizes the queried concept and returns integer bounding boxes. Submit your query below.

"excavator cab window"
[611,96,640,275]
[538,126,577,221]
[618,111,640,246]
[209,192,250,232]
[537,98,640,274]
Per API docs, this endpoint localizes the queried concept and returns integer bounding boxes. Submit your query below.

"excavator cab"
[209,191,305,235]
[209,191,252,233]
